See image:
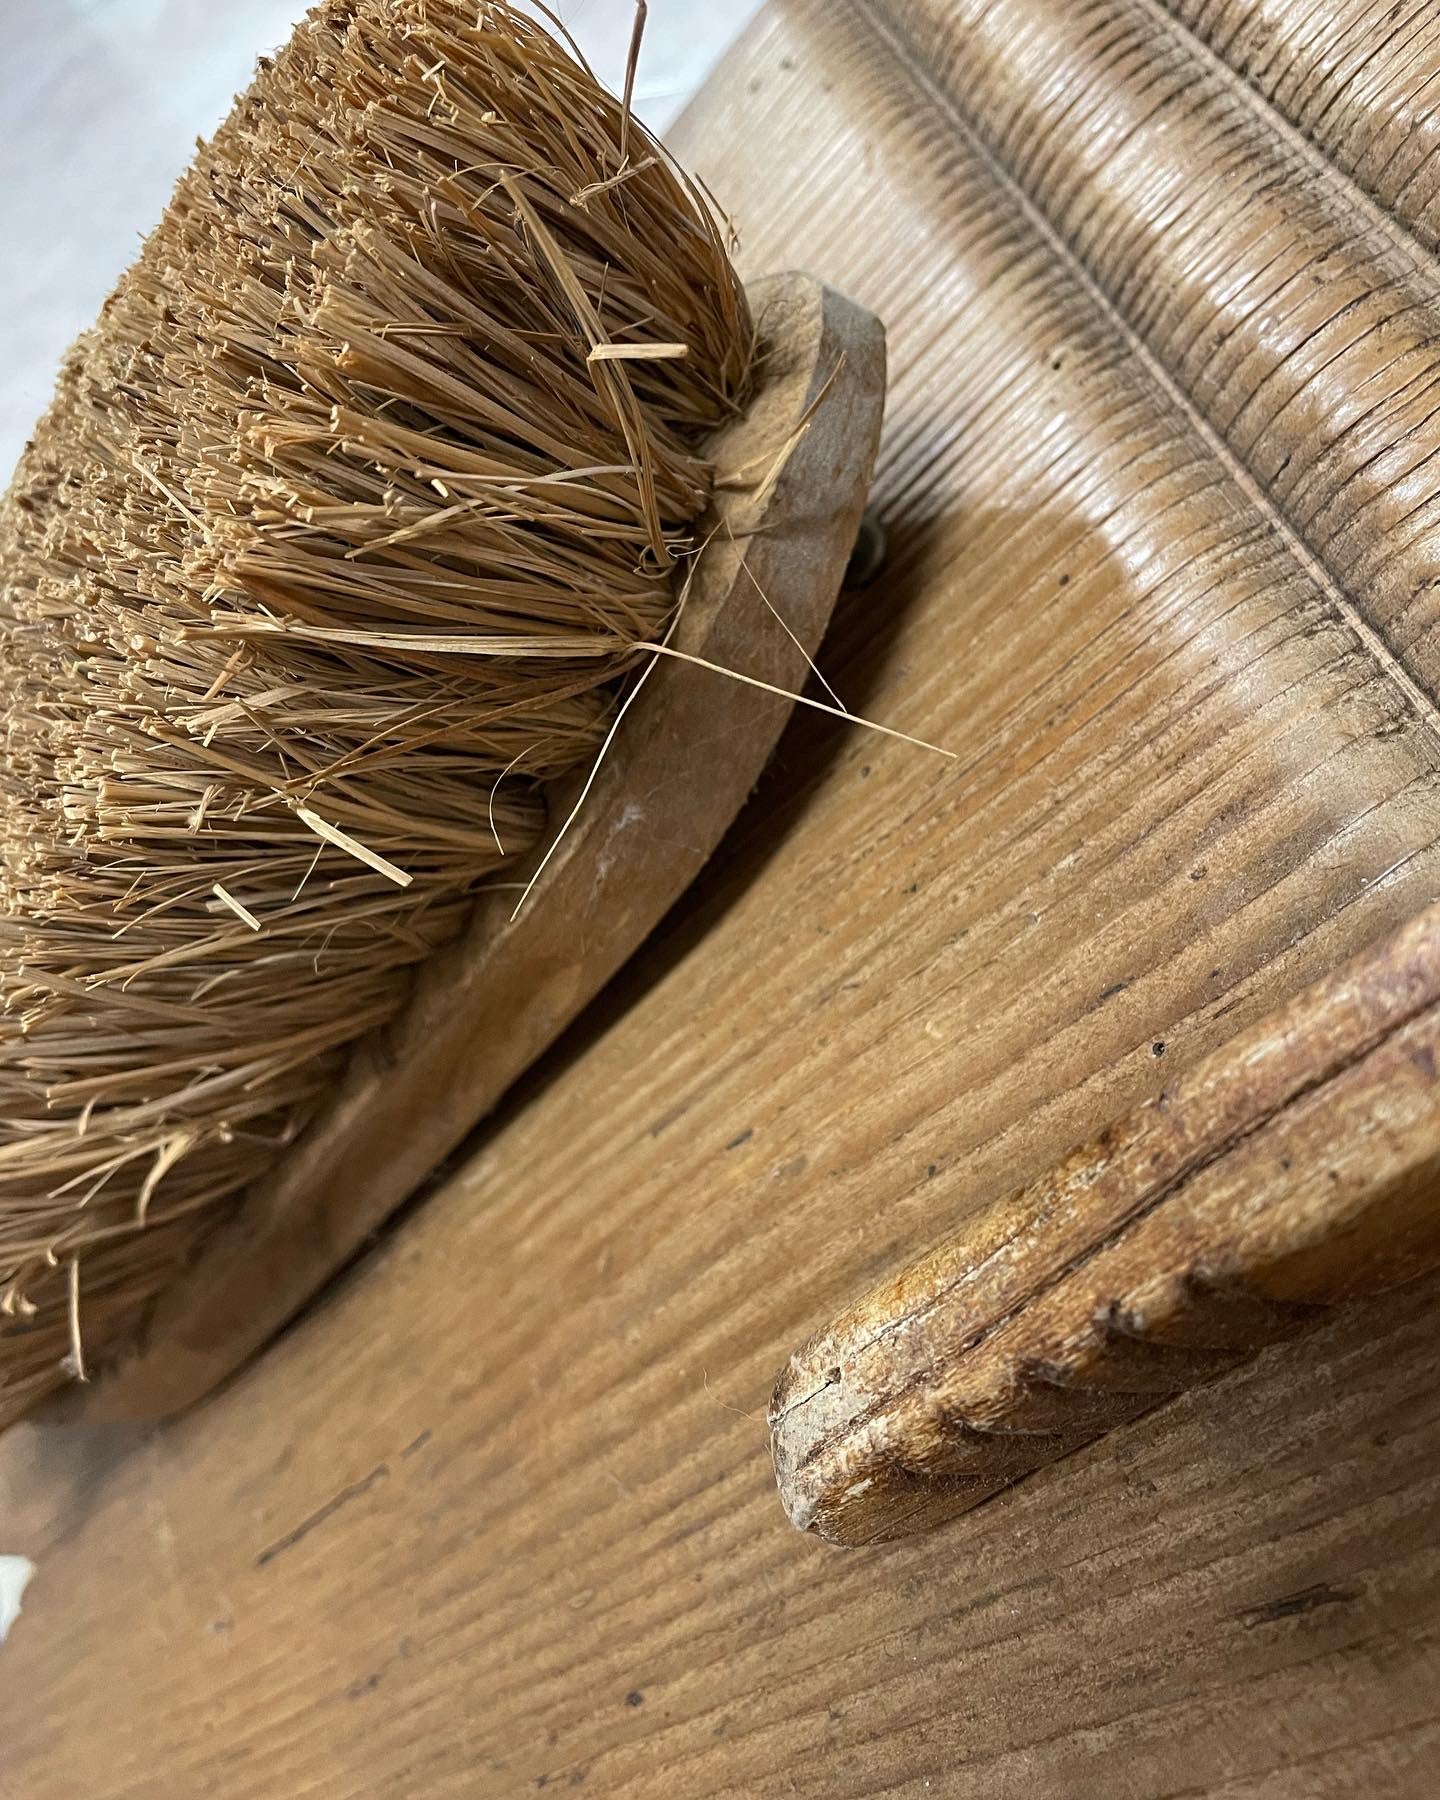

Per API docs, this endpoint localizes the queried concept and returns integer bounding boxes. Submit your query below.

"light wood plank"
[774,902,1440,1544]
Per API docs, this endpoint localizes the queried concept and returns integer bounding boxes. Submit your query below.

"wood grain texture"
[874,0,1440,692]
[1162,0,1440,252]
[51,273,883,1424]
[4,1,1440,1792]
[758,0,1440,1545]
[774,901,1440,1545]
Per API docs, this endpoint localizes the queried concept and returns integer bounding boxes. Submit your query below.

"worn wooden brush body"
[0,0,882,1423]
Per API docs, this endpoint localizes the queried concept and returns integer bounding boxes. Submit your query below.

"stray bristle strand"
[0,0,752,1424]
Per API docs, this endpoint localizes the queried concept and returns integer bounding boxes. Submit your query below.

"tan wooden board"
[773,901,1440,1544]
[1,1218,1438,1795]
[4,0,1440,1791]
[1162,0,1440,255]
[759,0,1440,1542]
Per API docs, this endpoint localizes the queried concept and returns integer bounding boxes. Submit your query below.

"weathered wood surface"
[764,0,1440,1541]
[4,0,1440,1791]
[53,273,883,1424]
[1163,0,1440,253]
[2,1261,1439,1796]
[774,902,1440,1545]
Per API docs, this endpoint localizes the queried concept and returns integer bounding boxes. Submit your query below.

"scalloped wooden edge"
[48,270,885,1425]
[773,899,1440,1545]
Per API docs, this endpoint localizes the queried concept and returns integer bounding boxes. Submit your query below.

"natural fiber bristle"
[0,0,751,1424]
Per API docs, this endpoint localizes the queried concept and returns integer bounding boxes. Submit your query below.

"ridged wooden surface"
[774,900,1440,1546]
[1164,0,1440,251]
[3,1,1440,1792]
[876,0,1440,690]
[763,0,1440,1544]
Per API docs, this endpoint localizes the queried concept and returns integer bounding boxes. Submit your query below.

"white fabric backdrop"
[0,0,761,481]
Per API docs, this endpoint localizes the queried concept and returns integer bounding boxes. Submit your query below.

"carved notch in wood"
[773,904,1440,1546]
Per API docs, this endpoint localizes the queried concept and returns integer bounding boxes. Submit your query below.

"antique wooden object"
[774,903,1440,1544]
[763,0,1440,1543]
[55,272,883,1423]
[4,1,1440,1793]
